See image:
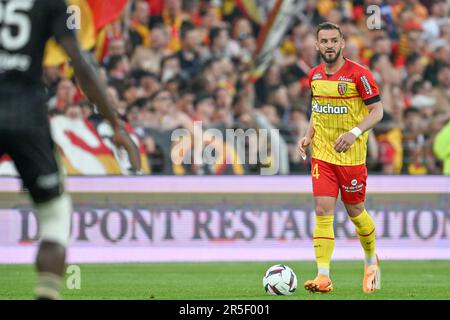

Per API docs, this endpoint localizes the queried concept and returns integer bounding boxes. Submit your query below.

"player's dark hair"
[316,22,343,38]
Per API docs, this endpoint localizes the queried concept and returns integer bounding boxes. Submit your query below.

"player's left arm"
[46,0,141,172]
[334,69,384,153]
[334,101,383,153]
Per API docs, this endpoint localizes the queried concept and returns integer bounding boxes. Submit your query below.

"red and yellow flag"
[44,0,128,67]
[87,0,128,32]
[249,0,299,82]
[236,0,267,25]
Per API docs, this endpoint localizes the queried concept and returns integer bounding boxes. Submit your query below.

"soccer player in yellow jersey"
[298,22,384,294]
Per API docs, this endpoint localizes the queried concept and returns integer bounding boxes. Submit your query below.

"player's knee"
[345,202,365,217]
[35,193,72,248]
[315,206,334,216]
[25,172,63,204]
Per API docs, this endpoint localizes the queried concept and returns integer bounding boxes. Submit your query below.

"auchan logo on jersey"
[312,100,348,114]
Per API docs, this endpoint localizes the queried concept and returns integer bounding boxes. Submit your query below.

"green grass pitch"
[0,260,449,300]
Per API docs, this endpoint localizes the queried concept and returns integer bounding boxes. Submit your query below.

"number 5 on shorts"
[312,163,320,179]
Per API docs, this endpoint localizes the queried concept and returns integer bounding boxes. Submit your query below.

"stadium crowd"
[43,0,450,175]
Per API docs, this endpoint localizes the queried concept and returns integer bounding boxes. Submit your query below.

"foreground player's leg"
[305,197,335,293]
[346,203,380,293]
[8,129,73,299]
[34,194,72,300]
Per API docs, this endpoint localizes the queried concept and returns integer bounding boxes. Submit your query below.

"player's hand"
[334,132,357,153]
[297,136,311,161]
[112,124,142,173]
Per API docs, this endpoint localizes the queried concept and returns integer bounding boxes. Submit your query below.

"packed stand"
[42,0,450,175]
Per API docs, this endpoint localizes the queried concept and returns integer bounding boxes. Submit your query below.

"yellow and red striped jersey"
[308,58,380,165]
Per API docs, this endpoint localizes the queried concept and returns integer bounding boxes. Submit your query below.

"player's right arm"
[298,69,316,160]
[298,115,314,160]
[47,1,141,172]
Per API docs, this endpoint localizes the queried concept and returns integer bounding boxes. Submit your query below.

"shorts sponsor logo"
[342,181,364,193]
[312,100,348,114]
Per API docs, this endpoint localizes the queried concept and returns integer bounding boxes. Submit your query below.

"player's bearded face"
[317,30,344,64]
[320,46,341,64]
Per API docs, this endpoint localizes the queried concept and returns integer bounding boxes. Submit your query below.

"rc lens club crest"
[338,82,348,95]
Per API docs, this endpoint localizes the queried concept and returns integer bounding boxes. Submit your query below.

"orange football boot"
[363,255,381,293]
[304,274,333,293]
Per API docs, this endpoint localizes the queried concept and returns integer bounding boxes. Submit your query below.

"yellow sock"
[350,209,376,265]
[313,215,335,276]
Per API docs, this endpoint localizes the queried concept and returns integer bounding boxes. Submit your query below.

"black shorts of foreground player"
[0,0,140,299]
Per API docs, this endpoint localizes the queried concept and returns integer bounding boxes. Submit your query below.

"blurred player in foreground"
[298,22,383,294]
[0,0,140,299]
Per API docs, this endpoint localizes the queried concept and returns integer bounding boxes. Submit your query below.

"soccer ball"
[262,264,298,295]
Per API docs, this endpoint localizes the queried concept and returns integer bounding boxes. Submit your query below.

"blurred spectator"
[176,21,203,81]
[402,107,428,174]
[422,0,449,42]
[288,34,318,89]
[131,23,171,74]
[64,103,83,120]
[255,63,283,106]
[266,84,292,125]
[160,0,191,52]
[410,79,436,119]
[139,71,162,98]
[231,16,254,41]
[237,30,257,58]
[48,79,77,111]
[107,38,127,57]
[129,0,151,49]
[209,26,240,59]
[107,86,127,118]
[43,66,62,99]
[106,54,131,98]
[213,87,234,128]
[160,54,182,83]
[374,113,403,174]
[404,52,426,85]
[424,40,450,86]
[192,92,217,127]
[80,101,94,120]
[430,64,450,123]
[149,89,193,131]
[433,120,450,175]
